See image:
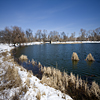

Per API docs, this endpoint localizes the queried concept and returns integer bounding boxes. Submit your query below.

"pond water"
[15,43,100,84]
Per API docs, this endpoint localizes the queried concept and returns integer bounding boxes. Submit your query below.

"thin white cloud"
[34,16,48,20]
[51,23,75,31]
[33,5,73,20]
[44,6,72,15]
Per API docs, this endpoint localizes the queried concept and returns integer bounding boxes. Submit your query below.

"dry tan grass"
[70,72,76,84]
[0,65,22,93]
[1,51,14,62]
[20,85,28,94]
[62,93,66,99]
[19,54,28,60]
[27,70,33,77]
[2,56,8,61]
[25,78,30,87]
[36,91,41,100]
[38,62,41,67]
[41,66,100,100]
[0,49,31,99]
[43,66,47,73]
[8,55,13,59]
[1,48,99,99]
[52,68,56,77]
[42,92,46,96]
[5,66,22,87]
[46,67,52,75]
[11,92,19,100]
[27,73,32,77]
[1,51,8,56]
[75,75,79,89]
[85,53,95,61]
[90,81,100,99]
[31,59,35,65]
[79,77,83,88]
[20,66,25,71]
[41,75,48,83]
[57,69,62,80]
[41,66,44,72]
[8,85,28,100]
[71,52,79,61]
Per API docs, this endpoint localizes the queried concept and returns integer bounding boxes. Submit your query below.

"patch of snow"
[51,41,100,44]
[0,43,73,100]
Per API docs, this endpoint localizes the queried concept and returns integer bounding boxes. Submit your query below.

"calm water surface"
[15,43,100,84]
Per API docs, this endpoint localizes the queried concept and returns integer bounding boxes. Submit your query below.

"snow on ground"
[0,43,14,53]
[51,41,100,44]
[16,42,44,47]
[0,43,72,100]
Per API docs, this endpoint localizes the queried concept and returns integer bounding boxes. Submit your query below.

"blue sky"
[0,0,100,37]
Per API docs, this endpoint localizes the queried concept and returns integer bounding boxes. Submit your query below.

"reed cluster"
[41,66,100,100]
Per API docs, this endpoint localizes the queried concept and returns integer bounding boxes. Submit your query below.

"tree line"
[0,26,100,44]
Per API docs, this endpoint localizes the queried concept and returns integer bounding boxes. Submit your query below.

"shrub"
[85,53,95,61]
[41,66,100,100]
[71,52,79,61]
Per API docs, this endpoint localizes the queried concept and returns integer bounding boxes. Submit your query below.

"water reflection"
[86,61,93,66]
[16,58,42,79]
[72,60,79,66]
[14,43,100,84]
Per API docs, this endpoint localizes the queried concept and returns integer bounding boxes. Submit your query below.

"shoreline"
[51,41,100,44]
[0,43,72,100]
[2,41,99,48]
[0,43,100,100]
[14,42,100,99]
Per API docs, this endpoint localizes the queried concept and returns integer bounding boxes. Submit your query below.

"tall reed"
[40,66,100,100]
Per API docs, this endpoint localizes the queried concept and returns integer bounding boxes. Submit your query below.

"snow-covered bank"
[51,41,100,44]
[21,42,44,46]
[0,44,72,100]
[0,43,14,53]
[81,41,100,43]
[13,42,44,47]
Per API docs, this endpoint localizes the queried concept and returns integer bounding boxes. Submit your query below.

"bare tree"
[48,31,59,41]
[4,27,12,44]
[87,28,100,41]
[48,31,53,41]
[0,30,5,43]
[80,29,86,41]
[69,32,75,41]
[35,30,42,41]
[42,30,47,42]
[61,32,67,41]
[11,26,27,45]
[95,27,100,40]
[26,29,33,42]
